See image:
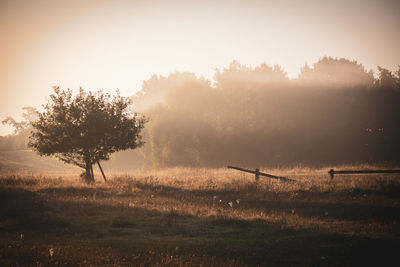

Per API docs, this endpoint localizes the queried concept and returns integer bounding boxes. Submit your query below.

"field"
[1,167,399,266]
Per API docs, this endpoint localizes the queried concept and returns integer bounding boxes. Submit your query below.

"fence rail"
[227,166,295,182]
[328,169,400,179]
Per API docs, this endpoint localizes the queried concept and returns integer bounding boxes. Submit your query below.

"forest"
[2,57,400,170]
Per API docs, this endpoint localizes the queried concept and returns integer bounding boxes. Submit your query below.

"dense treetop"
[28,87,146,182]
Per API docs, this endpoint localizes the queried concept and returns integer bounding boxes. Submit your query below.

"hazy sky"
[1,0,399,135]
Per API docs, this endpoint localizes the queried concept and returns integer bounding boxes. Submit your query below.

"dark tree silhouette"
[29,87,146,183]
[376,66,396,88]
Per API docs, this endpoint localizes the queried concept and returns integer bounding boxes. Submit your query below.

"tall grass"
[1,166,399,266]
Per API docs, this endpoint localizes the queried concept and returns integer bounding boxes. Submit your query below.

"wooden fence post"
[329,169,335,180]
[97,160,107,182]
[255,169,260,181]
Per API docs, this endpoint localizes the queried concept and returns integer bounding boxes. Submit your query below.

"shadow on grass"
[133,182,400,223]
[1,185,399,266]
[0,188,72,236]
[35,182,400,223]
[37,186,113,198]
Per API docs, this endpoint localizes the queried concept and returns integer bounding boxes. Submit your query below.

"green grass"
[0,168,399,266]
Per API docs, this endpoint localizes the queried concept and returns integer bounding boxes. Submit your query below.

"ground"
[0,167,399,266]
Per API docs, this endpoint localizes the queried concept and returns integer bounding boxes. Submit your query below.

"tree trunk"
[82,160,95,184]
[90,163,95,181]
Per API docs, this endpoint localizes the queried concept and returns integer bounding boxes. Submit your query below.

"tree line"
[2,57,400,169]
[129,57,400,168]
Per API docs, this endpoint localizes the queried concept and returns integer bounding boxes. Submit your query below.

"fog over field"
[1,0,400,171]
[2,57,400,172]
[1,1,400,266]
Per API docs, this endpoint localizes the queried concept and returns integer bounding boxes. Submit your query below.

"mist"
[2,1,400,265]
[1,57,399,173]
[112,57,400,170]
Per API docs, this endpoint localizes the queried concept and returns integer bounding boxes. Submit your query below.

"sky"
[1,0,399,135]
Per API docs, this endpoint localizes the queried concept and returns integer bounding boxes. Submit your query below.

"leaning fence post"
[255,168,260,181]
[97,160,107,182]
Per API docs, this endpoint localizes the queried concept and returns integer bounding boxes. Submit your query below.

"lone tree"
[29,87,146,183]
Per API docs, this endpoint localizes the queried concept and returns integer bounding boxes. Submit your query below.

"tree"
[376,66,396,88]
[395,66,400,90]
[2,107,37,134]
[299,56,374,87]
[1,107,37,150]
[29,87,146,183]
[214,61,288,91]
[132,72,209,112]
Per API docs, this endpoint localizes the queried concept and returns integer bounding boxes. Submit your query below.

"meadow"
[0,167,399,266]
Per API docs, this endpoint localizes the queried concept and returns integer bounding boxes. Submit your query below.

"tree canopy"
[0,107,37,150]
[127,59,400,169]
[29,87,146,183]
[299,56,375,87]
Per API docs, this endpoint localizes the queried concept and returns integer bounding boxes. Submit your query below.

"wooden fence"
[227,166,295,182]
[328,169,400,179]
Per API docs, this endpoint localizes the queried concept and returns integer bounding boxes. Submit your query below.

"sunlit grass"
[1,166,399,266]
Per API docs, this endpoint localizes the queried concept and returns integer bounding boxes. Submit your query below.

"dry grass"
[1,166,399,266]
